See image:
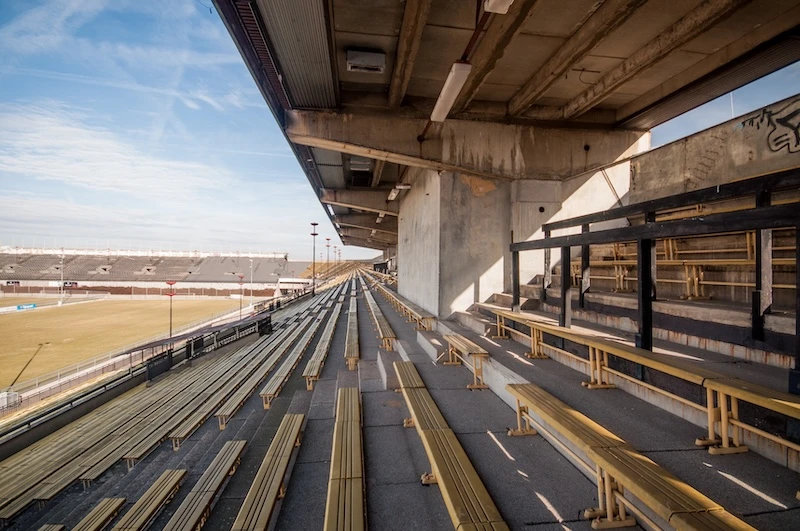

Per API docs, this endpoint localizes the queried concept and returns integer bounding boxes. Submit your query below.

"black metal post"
[636,213,657,350]
[560,246,570,328]
[753,190,772,341]
[795,224,800,369]
[580,224,590,309]
[542,229,551,302]
[512,250,520,312]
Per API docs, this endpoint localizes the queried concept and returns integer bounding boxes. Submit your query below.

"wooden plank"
[324,388,364,531]
[73,498,126,531]
[163,440,246,531]
[111,469,186,531]
[231,414,304,531]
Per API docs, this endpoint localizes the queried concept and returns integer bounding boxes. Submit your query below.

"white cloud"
[0,101,237,197]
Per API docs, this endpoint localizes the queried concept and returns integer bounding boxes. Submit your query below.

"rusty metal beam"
[320,189,399,216]
[452,0,540,114]
[388,0,433,108]
[336,214,398,234]
[563,0,750,119]
[508,0,646,116]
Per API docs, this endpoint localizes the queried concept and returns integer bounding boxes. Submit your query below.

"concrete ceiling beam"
[452,0,540,114]
[287,109,645,181]
[335,214,398,234]
[388,0,433,108]
[341,227,398,245]
[320,188,400,216]
[564,0,751,119]
[371,159,386,187]
[508,0,647,116]
[341,236,389,250]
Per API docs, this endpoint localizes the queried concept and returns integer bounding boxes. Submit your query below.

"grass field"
[0,299,241,388]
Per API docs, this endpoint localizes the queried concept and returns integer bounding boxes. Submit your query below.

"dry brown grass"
[0,299,240,387]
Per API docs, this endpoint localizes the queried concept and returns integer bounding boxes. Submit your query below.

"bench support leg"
[708,392,749,455]
[492,316,508,339]
[507,401,537,437]
[306,378,315,391]
[443,346,461,366]
[585,467,635,529]
[526,328,548,359]
[582,347,615,389]
[467,355,489,390]
[403,417,415,428]
[421,473,437,485]
[696,387,722,447]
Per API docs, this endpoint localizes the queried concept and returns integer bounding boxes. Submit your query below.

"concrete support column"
[636,214,657,350]
[753,190,772,341]
[580,224,590,308]
[512,251,520,312]
[560,246,571,328]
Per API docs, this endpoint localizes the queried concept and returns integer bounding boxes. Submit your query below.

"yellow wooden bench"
[363,288,396,350]
[507,383,755,530]
[111,469,186,530]
[163,440,246,531]
[73,498,126,531]
[259,316,322,409]
[375,284,435,331]
[231,414,304,531]
[395,360,425,389]
[392,362,509,531]
[486,304,800,457]
[303,303,343,390]
[344,297,360,371]
[440,334,490,390]
[324,388,365,531]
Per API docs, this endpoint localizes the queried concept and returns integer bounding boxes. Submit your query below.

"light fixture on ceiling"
[375,213,385,224]
[387,188,400,201]
[430,62,472,122]
[484,0,514,14]
[387,182,411,202]
[395,183,411,190]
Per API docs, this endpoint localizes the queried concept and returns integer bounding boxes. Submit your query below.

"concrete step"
[453,310,496,337]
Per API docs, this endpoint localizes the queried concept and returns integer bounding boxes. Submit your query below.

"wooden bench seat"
[344,298,360,371]
[231,414,304,531]
[214,326,303,429]
[363,289,396,350]
[73,498,126,531]
[111,469,186,530]
[507,383,754,530]
[441,334,490,390]
[163,440,246,531]
[303,303,343,390]
[489,305,800,455]
[394,360,425,389]
[375,284,435,330]
[324,388,365,531]
[259,316,322,409]
[393,362,508,531]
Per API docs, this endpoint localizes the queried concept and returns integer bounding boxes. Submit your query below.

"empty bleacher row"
[9,262,796,530]
[0,253,292,283]
[0,276,350,529]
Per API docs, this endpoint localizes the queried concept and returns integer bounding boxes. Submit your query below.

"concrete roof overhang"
[213,0,800,248]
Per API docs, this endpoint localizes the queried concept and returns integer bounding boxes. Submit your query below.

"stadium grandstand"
[3,1,800,530]
[0,247,318,298]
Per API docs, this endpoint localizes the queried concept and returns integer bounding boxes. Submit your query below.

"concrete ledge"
[454,311,495,336]
[376,350,403,390]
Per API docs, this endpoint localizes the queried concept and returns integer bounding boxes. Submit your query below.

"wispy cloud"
[0,101,237,197]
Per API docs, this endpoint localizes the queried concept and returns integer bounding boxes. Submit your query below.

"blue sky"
[0,1,797,260]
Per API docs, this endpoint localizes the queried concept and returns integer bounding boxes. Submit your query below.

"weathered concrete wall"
[398,168,440,315]
[632,93,800,202]
[511,160,634,286]
[439,173,510,318]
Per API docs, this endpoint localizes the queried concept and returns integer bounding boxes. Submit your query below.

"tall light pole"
[238,274,244,320]
[166,280,176,346]
[310,222,318,295]
[326,238,331,278]
[59,252,64,307]
[333,245,338,266]
[249,258,254,308]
